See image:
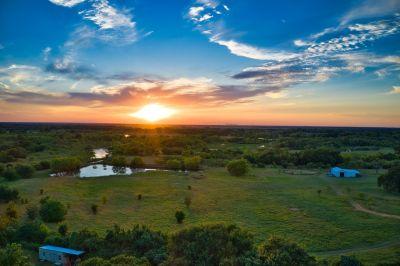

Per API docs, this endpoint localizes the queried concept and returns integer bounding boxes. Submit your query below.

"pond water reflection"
[79,164,157,178]
[92,148,109,159]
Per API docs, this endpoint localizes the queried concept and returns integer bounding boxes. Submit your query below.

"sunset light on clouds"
[0,0,399,126]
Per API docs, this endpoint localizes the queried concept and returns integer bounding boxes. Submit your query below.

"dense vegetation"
[0,123,399,265]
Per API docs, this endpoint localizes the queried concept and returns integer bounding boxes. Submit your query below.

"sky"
[0,0,399,127]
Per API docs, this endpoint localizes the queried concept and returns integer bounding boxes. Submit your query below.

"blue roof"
[40,245,84,256]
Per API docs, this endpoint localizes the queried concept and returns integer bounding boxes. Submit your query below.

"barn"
[39,245,84,265]
[329,167,360,178]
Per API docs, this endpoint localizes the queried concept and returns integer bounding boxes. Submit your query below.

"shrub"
[6,202,18,219]
[130,156,145,168]
[137,194,142,200]
[15,221,49,243]
[166,159,181,170]
[175,211,185,224]
[183,156,201,171]
[58,224,68,236]
[334,255,363,266]
[39,199,67,223]
[34,161,50,170]
[15,164,35,179]
[111,156,127,167]
[51,157,81,173]
[25,205,38,220]
[227,158,250,176]
[167,224,255,265]
[91,204,98,215]
[2,168,19,181]
[378,164,400,193]
[258,236,316,266]
[0,243,31,266]
[0,186,19,203]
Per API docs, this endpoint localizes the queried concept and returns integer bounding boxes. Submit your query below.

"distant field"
[2,167,400,264]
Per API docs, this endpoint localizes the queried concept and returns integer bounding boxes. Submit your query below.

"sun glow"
[130,104,176,122]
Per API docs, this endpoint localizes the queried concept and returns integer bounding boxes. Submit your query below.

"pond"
[92,148,109,159]
[79,164,157,178]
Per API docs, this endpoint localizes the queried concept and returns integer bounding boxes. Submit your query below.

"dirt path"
[350,200,400,220]
[322,176,400,220]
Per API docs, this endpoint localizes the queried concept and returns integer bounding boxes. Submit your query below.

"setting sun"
[130,104,176,122]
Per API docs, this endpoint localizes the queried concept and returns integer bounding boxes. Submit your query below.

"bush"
[166,159,181,170]
[2,168,19,181]
[227,158,250,176]
[6,202,18,219]
[25,205,38,220]
[130,156,145,168]
[39,199,67,223]
[0,186,19,203]
[334,255,363,266]
[258,236,316,266]
[91,204,98,215]
[0,243,32,266]
[167,224,255,265]
[15,221,49,243]
[111,156,127,167]
[34,161,50,171]
[378,164,400,193]
[51,157,81,173]
[58,224,68,236]
[15,164,35,179]
[175,211,185,224]
[183,156,201,171]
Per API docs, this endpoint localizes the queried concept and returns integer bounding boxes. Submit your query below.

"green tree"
[0,243,32,266]
[80,257,110,266]
[167,224,256,265]
[15,165,35,179]
[51,157,81,173]
[2,168,19,181]
[175,211,185,224]
[15,221,49,243]
[226,158,250,176]
[166,159,181,170]
[39,199,67,223]
[183,156,201,171]
[130,157,145,168]
[58,224,68,236]
[334,255,363,266]
[258,236,316,266]
[6,202,18,219]
[378,164,400,193]
[25,205,38,220]
[0,186,19,203]
[111,156,127,167]
[91,204,98,215]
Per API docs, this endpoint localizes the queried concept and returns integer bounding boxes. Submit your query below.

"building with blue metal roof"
[39,245,84,265]
[329,167,360,178]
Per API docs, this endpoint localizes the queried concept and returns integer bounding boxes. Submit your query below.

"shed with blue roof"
[329,167,360,178]
[39,245,84,265]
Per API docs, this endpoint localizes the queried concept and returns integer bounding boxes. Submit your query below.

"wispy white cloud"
[187,0,298,61]
[79,0,135,30]
[42,47,52,61]
[341,0,400,25]
[49,0,86,7]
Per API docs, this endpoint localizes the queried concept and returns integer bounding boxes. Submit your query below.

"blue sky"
[0,0,399,126]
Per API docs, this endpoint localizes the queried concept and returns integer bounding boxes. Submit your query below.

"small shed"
[329,167,360,178]
[39,245,84,266]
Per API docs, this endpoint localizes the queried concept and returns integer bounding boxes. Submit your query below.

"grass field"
[2,167,400,264]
